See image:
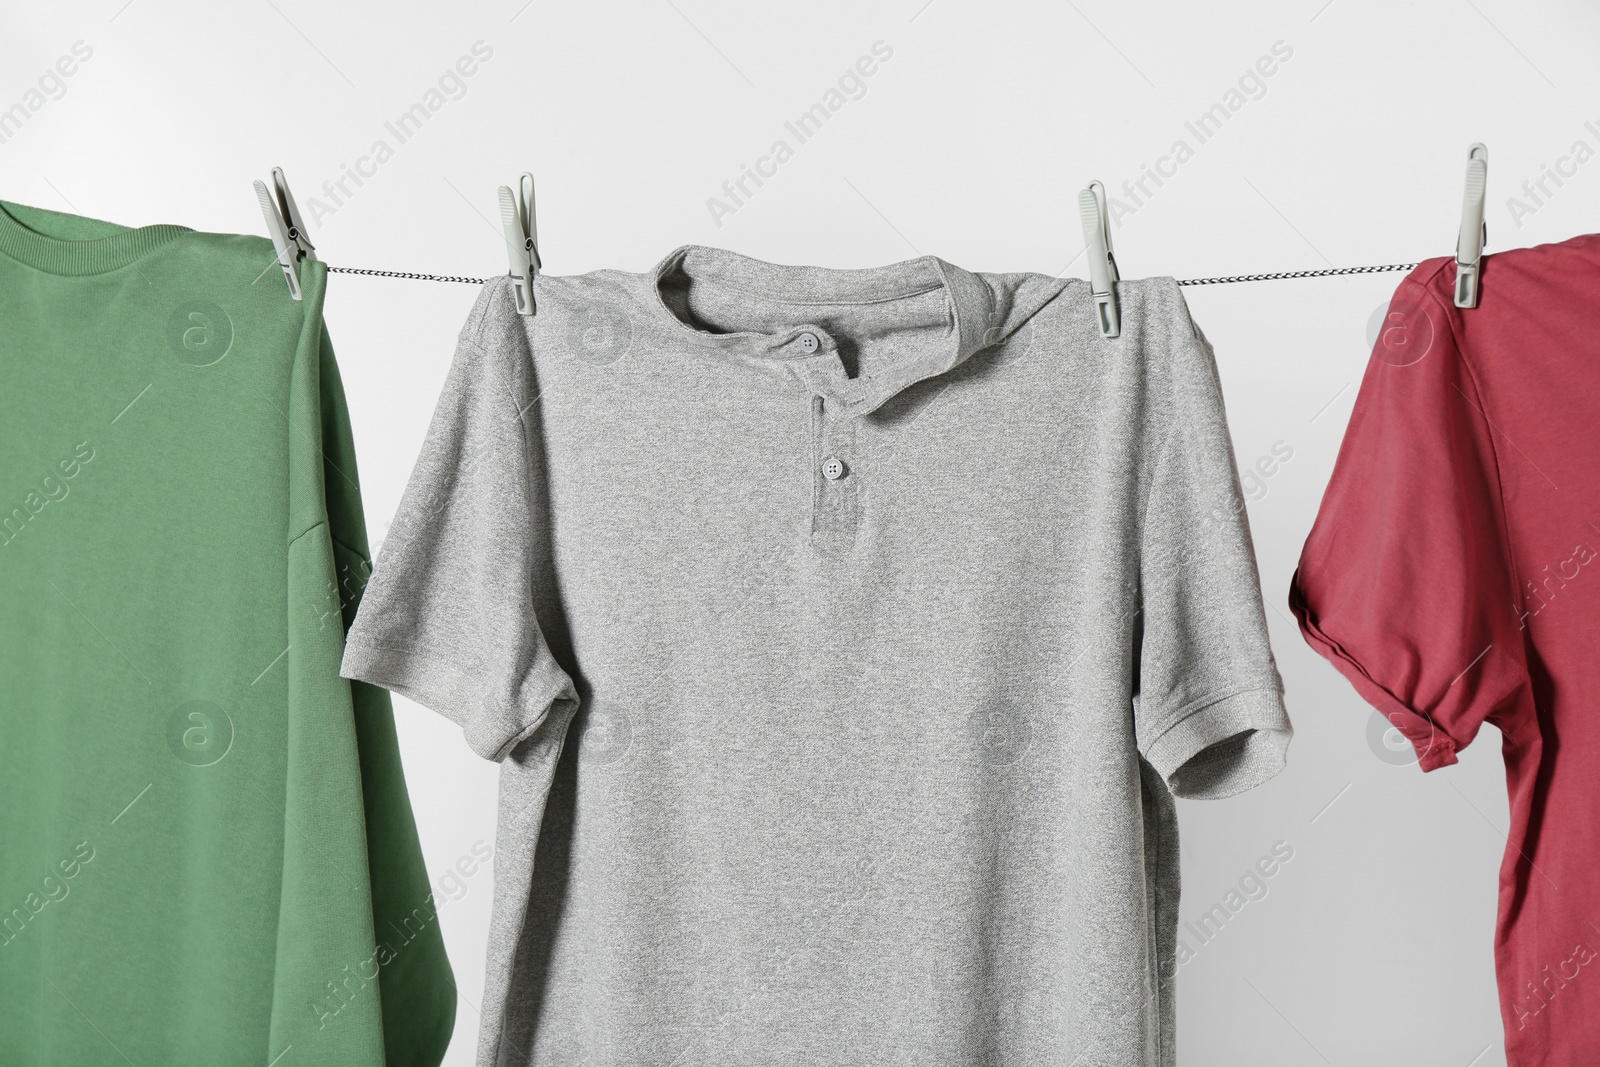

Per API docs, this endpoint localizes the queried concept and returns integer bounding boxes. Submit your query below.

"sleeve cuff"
[1143,686,1292,799]
[340,636,578,762]
[1289,572,1461,773]
[1414,735,1459,771]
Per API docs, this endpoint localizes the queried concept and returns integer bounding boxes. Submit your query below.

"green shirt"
[0,201,455,1066]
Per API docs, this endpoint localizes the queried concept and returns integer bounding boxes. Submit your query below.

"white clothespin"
[1454,143,1488,309]
[498,173,540,316]
[254,167,317,301]
[1080,180,1120,337]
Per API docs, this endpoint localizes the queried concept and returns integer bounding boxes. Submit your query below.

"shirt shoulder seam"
[1415,280,1525,730]
[1138,331,1213,545]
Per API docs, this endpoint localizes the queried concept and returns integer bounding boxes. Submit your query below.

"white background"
[6,2,1599,1064]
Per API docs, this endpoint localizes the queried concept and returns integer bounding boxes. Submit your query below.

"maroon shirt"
[1292,233,1600,1067]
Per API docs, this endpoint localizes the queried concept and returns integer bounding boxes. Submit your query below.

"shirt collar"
[646,244,1035,417]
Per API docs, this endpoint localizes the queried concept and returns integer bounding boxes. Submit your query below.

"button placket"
[810,394,859,555]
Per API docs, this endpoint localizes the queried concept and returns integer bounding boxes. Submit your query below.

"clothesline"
[1173,261,1418,285]
[323,260,1423,287]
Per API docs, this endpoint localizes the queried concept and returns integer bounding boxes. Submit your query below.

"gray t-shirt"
[341,245,1291,1067]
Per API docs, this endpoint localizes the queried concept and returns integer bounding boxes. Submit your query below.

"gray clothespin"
[1454,143,1488,309]
[1080,180,1120,337]
[254,167,317,301]
[499,173,540,316]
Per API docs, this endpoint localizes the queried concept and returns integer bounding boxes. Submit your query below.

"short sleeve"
[1136,330,1292,800]
[341,288,578,761]
[1289,274,1530,771]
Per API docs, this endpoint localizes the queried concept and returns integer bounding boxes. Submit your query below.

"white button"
[821,456,845,480]
[798,332,820,353]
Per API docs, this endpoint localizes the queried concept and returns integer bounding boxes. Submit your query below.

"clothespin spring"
[253,166,317,301]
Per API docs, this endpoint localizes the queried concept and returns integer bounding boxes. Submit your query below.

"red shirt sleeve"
[1289,268,1531,770]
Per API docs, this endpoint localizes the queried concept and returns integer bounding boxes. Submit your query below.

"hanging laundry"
[343,245,1293,1067]
[0,200,455,1067]
[1291,233,1600,1067]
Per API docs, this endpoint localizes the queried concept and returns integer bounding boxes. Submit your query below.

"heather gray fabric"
[341,246,1292,1067]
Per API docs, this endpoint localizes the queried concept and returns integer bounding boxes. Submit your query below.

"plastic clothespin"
[1454,143,1488,309]
[253,167,317,301]
[498,173,540,316]
[1079,180,1120,337]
